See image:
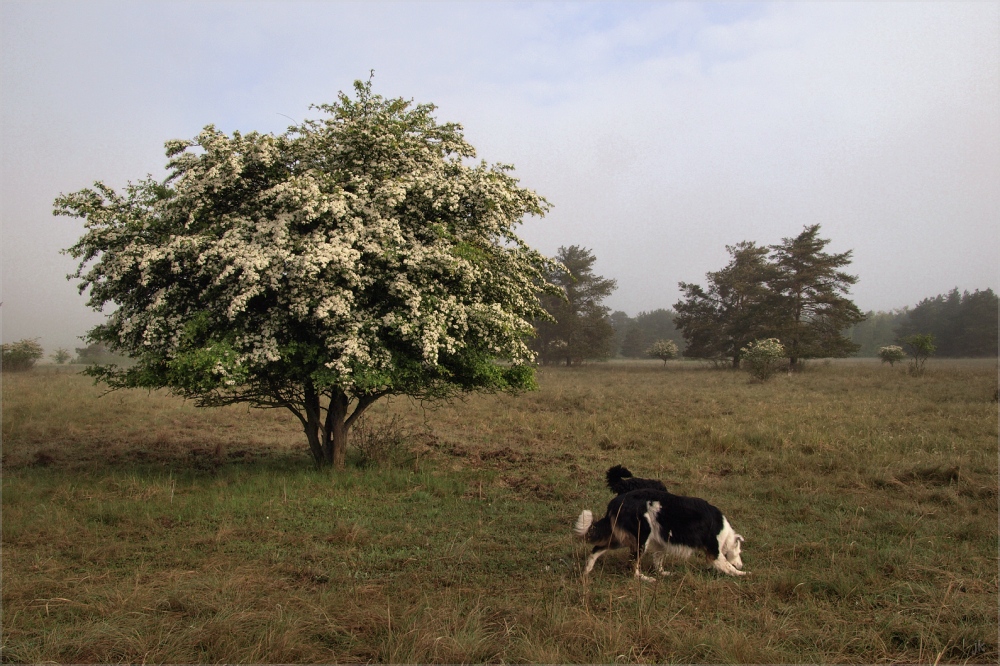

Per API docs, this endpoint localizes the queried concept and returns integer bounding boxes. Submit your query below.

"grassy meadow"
[2,360,998,663]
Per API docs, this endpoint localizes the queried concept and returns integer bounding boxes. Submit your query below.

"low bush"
[350,414,410,468]
[877,345,905,367]
[903,333,936,376]
[1,338,43,372]
[740,338,786,381]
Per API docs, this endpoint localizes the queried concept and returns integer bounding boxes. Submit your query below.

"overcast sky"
[2,1,998,354]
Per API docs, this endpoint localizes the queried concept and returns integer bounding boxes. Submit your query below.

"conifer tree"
[895,288,998,357]
[533,246,616,365]
[767,225,864,367]
[674,241,774,367]
[674,226,864,368]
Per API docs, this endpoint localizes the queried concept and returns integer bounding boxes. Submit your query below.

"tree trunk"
[294,386,381,470]
[789,292,803,370]
[304,425,324,467]
[303,383,326,468]
[326,391,349,470]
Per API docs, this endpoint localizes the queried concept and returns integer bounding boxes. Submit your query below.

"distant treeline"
[847,288,998,358]
[75,342,133,365]
[610,309,685,358]
[608,288,997,360]
[67,288,998,366]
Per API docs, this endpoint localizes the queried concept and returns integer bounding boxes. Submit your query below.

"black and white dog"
[574,486,746,581]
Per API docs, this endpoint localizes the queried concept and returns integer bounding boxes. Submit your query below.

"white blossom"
[57,78,559,468]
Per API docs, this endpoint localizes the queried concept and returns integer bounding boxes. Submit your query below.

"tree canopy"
[674,241,775,367]
[532,245,616,365]
[768,225,863,366]
[57,79,558,468]
[847,289,997,358]
[846,309,909,357]
[674,226,863,368]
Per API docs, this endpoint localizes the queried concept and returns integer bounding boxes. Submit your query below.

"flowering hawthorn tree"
[646,339,678,366]
[740,338,786,381]
[57,79,558,469]
[877,345,906,367]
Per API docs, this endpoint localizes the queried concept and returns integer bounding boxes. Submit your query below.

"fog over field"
[2,1,998,353]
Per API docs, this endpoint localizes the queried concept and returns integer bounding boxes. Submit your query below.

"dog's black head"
[606,465,667,495]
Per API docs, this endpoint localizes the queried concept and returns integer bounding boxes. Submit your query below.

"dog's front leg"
[711,554,747,576]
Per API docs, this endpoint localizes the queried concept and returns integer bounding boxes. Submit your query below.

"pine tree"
[956,289,999,357]
[533,246,616,365]
[674,241,775,367]
[674,226,865,369]
[768,225,864,367]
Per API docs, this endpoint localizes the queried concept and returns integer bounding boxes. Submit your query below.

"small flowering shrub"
[647,339,679,365]
[877,345,906,367]
[1,338,44,372]
[740,338,785,381]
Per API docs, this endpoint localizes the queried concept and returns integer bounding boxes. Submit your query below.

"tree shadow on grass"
[8,437,317,478]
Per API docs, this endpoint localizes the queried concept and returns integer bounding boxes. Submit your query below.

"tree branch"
[345,392,387,430]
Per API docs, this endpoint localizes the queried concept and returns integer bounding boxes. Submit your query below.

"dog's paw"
[635,573,657,583]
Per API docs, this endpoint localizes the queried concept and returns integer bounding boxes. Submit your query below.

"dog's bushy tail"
[574,509,614,545]
[573,510,593,537]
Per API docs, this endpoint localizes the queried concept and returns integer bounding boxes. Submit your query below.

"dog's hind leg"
[652,551,671,577]
[632,547,657,582]
[633,557,655,582]
[584,546,609,577]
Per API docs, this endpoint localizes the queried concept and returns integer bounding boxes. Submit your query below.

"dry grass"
[2,360,997,663]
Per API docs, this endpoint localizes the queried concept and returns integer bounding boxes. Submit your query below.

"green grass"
[3,360,997,663]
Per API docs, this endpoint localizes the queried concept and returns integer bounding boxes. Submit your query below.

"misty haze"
[2,3,998,664]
